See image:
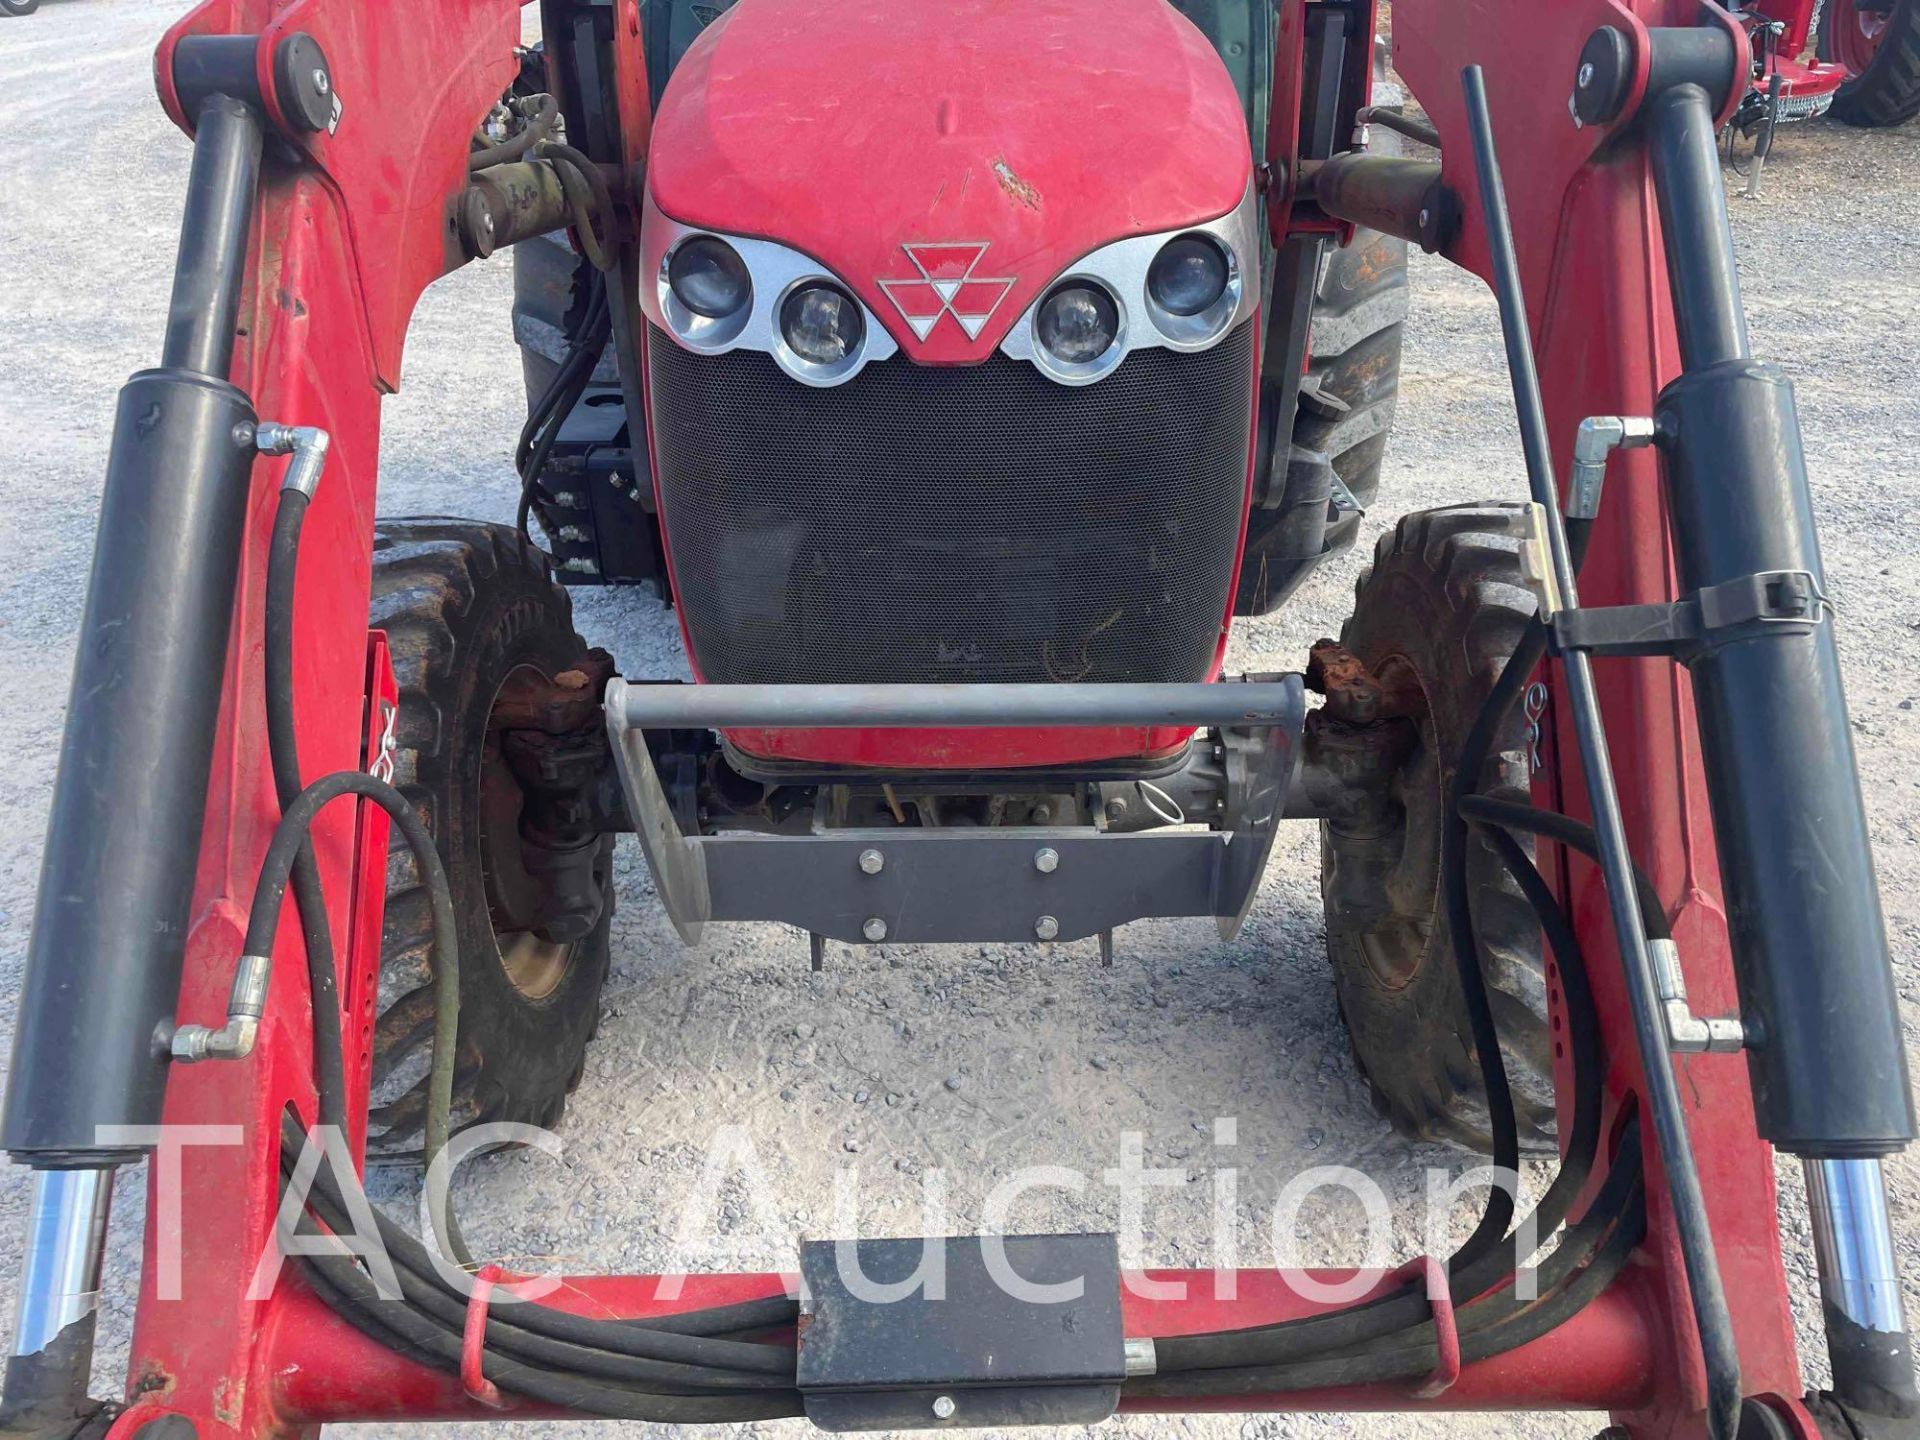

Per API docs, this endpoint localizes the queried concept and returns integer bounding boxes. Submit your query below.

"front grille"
[647,322,1254,686]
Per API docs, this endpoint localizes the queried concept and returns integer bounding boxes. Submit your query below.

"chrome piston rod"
[1805,1158,1907,1337]
[10,1169,112,1358]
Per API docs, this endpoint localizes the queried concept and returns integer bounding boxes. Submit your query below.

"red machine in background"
[0,3,1913,1440]
[1723,0,1920,189]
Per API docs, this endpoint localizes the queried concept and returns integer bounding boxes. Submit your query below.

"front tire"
[0,0,41,16]
[368,519,613,1155]
[1822,0,1920,128]
[1321,505,1556,1154]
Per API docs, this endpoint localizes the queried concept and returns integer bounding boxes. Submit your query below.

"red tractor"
[0,2,1912,1439]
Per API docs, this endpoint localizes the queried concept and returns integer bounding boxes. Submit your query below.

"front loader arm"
[1,4,520,1434]
[1382,1,1913,1433]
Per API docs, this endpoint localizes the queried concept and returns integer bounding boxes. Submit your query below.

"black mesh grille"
[647,322,1254,685]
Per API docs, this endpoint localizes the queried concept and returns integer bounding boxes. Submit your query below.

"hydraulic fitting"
[1566,415,1656,520]
[1648,939,1745,1055]
[170,952,271,1063]
[255,421,330,497]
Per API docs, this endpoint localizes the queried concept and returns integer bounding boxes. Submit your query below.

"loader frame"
[2,1,1907,1437]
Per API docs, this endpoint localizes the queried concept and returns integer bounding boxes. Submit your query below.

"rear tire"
[367,519,613,1156]
[1298,227,1408,522]
[0,0,41,16]
[1822,0,1920,127]
[1321,504,1556,1154]
[1235,208,1408,616]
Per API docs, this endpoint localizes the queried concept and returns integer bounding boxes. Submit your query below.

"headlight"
[1036,283,1120,365]
[1147,234,1230,317]
[667,237,751,319]
[780,284,864,365]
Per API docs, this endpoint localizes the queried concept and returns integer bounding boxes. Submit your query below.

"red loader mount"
[0,2,1913,1438]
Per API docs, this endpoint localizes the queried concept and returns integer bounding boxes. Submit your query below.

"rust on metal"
[489,648,617,733]
[1306,638,1420,725]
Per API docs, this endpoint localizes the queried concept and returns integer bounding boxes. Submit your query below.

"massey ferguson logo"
[878,242,1015,341]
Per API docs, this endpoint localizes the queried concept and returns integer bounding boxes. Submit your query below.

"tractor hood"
[643,0,1254,363]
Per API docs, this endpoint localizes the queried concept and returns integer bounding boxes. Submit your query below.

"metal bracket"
[604,678,1304,947]
[1518,501,1566,618]
[1552,568,1831,662]
[798,1235,1125,1431]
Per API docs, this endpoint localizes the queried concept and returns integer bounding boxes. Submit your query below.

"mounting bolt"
[1034,847,1060,874]
[1417,206,1431,230]
[1577,61,1595,89]
[932,1396,957,1420]
[862,917,888,942]
[858,848,885,875]
[1106,796,1129,820]
[1034,915,1060,941]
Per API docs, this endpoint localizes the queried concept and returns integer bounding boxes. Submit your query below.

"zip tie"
[1394,1254,1460,1399]
[462,1264,510,1409]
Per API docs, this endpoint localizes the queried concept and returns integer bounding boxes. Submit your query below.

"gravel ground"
[1,4,1917,1439]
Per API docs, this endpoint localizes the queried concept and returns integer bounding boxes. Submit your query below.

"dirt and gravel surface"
[2,4,1918,1438]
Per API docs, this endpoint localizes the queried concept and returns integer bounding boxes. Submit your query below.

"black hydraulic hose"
[260,487,807,1389]
[266,489,350,1138]
[293,1241,803,1421]
[1458,794,1670,944]
[537,141,620,273]
[278,1115,797,1375]
[1133,1125,1645,1397]
[1154,523,1606,1377]
[516,281,611,551]
[246,768,468,1268]
[1439,517,1594,1270]
[1356,104,1442,150]
[514,277,601,477]
[469,94,559,172]
[1439,633,1539,1262]
[616,1295,799,1339]
[258,782,807,1400]
[1151,790,1607,1375]
[286,1171,788,1391]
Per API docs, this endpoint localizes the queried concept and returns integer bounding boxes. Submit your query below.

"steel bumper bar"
[609,680,1307,731]
[603,678,1306,946]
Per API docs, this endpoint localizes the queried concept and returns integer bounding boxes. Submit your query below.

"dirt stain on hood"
[992,154,1042,210]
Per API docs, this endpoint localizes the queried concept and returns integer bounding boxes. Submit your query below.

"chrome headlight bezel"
[1143,231,1241,346]
[997,182,1258,386]
[658,235,754,351]
[653,226,898,387]
[1028,277,1129,384]
[644,181,1256,388]
[772,278,870,386]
